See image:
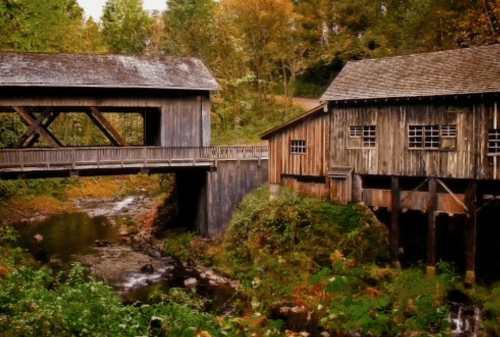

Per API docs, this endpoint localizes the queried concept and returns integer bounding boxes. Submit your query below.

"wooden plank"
[87,107,129,146]
[26,111,61,147]
[201,94,211,147]
[13,107,61,148]
[390,176,401,267]
[464,179,477,285]
[427,178,437,275]
[14,108,54,148]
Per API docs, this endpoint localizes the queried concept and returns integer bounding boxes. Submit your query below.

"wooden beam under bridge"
[363,189,467,214]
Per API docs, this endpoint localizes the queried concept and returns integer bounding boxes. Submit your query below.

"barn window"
[363,126,376,147]
[488,130,500,154]
[291,140,306,154]
[349,125,376,148]
[440,125,457,149]
[409,126,423,148]
[424,125,440,149]
[409,125,456,150]
[350,126,362,137]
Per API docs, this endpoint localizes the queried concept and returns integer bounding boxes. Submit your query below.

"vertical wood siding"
[161,96,202,147]
[329,99,500,179]
[281,177,330,199]
[268,113,330,184]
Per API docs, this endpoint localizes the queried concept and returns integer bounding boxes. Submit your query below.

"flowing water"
[447,290,483,337]
[16,197,238,313]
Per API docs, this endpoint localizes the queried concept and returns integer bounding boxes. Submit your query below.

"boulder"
[184,277,198,288]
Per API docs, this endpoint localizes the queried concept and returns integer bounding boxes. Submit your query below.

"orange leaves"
[17,196,68,215]
[292,282,330,310]
[133,201,158,229]
[366,287,380,298]
[329,250,356,269]
[67,178,119,199]
[0,265,9,278]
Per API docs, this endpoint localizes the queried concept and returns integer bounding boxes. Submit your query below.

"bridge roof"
[0,52,221,91]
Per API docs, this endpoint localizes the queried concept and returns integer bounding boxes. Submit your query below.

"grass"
[2,181,500,336]
[159,186,500,337]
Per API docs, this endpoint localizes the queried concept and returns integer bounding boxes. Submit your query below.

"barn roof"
[320,44,500,102]
[261,103,326,139]
[0,52,221,91]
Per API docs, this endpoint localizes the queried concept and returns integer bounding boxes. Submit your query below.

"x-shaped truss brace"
[11,106,129,148]
[13,107,62,148]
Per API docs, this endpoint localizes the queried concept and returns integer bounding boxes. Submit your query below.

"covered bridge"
[0,52,268,237]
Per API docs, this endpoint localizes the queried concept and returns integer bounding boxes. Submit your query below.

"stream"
[16,195,238,313]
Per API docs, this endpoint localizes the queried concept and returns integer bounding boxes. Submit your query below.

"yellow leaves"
[15,195,68,215]
[67,178,119,199]
[329,250,356,269]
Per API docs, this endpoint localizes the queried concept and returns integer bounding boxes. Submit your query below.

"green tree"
[101,0,152,54]
[0,0,102,53]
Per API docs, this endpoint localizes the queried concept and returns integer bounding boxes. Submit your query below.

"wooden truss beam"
[25,110,61,147]
[13,107,61,148]
[86,107,129,147]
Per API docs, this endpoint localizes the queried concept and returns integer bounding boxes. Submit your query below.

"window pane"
[291,140,306,154]
[488,130,500,154]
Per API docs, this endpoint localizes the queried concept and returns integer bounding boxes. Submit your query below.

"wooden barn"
[262,44,500,283]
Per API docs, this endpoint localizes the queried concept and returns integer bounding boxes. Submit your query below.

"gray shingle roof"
[0,52,221,91]
[320,44,500,101]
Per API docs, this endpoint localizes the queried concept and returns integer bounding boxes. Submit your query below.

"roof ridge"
[348,44,500,64]
[0,50,201,61]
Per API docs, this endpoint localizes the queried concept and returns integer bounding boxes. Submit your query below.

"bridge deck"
[0,146,268,174]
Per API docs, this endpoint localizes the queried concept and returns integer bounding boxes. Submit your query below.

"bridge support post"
[175,170,209,235]
[427,178,437,276]
[390,176,401,268]
[464,180,478,285]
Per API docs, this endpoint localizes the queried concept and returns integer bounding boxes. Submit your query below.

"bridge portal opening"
[0,107,161,149]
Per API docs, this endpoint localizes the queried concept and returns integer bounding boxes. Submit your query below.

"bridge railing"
[0,146,268,171]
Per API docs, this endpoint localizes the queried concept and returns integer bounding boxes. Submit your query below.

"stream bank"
[16,194,239,314]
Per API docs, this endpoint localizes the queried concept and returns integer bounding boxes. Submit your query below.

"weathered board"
[281,176,329,199]
[0,89,212,149]
[268,112,330,184]
[329,97,500,180]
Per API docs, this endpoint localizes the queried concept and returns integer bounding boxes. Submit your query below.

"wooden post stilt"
[391,176,401,268]
[427,178,437,276]
[464,180,477,285]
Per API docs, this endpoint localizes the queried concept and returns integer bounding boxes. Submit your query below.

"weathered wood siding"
[0,89,211,149]
[268,113,330,184]
[329,176,352,204]
[329,98,500,180]
[207,159,269,236]
[282,176,329,199]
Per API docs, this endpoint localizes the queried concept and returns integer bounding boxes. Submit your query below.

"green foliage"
[101,0,152,54]
[222,187,387,274]
[0,177,78,199]
[0,0,104,53]
[0,225,19,245]
[0,264,227,337]
[162,231,197,261]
